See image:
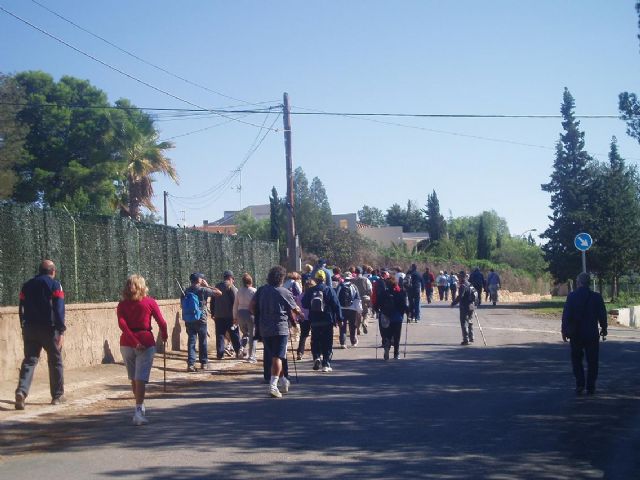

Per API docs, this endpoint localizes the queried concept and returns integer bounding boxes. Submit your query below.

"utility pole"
[163,191,168,226]
[283,92,297,271]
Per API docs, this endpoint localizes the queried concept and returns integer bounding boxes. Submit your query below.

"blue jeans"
[186,321,208,366]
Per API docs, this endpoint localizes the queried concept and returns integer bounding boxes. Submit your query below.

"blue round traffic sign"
[574,233,593,251]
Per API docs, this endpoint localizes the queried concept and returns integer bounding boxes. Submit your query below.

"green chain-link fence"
[0,203,278,306]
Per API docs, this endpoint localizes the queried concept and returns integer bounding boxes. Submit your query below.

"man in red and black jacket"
[15,259,66,410]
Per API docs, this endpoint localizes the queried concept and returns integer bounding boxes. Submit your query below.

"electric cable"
[0,5,279,132]
[29,0,265,108]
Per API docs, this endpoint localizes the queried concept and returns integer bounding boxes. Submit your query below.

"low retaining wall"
[494,290,552,303]
[609,307,638,328]
[0,299,206,383]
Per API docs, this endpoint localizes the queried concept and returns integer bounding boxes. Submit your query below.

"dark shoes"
[15,391,25,410]
[460,340,470,346]
[51,396,66,405]
[575,386,585,395]
[187,365,197,372]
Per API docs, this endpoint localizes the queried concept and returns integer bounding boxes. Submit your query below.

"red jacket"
[117,296,168,348]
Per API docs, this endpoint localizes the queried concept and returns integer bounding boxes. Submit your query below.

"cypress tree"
[424,190,447,241]
[540,88,595,282]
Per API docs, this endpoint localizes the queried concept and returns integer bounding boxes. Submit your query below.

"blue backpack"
[181,291,202,322]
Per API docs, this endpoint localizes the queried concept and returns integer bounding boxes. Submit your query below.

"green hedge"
[0,203,278,305]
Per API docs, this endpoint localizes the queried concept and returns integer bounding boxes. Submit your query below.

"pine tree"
[540,88,596,282]
[424,190,447,241]
[591,137,640,297]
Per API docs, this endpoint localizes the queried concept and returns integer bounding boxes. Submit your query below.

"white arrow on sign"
[579,237,589,247]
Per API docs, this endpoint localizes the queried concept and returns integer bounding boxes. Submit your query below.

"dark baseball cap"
[223,270,234,278]
[190,272,205,283]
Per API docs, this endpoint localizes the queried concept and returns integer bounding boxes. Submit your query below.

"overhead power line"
[0,101,624,119]
[0,5,279,132]
[29,0,259,107]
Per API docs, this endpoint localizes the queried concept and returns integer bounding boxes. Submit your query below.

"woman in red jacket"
[117,275,168,426]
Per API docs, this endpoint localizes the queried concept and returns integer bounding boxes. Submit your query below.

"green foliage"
[0,74,28,198]
[491,237,547,277]
[293,167,333,252]
[541,88,596,282]
[313,225,374,268]
[235,209,270,240]
[12,71,121,213]
[386,200,426,232]
[476,216,490,260]
[424,190,446,241]
[357,205,386,226]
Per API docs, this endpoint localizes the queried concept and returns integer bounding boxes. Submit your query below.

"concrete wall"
[0,299,206,383]
[358,226,404,247]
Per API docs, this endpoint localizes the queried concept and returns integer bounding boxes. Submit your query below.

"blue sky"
[2,0,639,239]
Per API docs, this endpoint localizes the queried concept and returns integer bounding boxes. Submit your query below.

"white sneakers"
[269,385,282,398]
[132,406,148,426]
[279,377,290,394]
[322,365,333,373]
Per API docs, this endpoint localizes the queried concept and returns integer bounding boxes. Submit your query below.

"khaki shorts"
[121,345,156,382]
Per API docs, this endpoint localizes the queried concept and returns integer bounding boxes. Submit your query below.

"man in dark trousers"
[469,267,485,306]
[211,270,242,360]
[15,259,66,409]
[562,272,608,395]
[405,263,423,322]
[451,271,476,346]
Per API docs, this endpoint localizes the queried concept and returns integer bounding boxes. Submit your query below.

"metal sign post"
[574,233,593,273]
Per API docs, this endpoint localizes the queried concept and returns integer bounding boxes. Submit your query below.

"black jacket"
[562,287,607,340]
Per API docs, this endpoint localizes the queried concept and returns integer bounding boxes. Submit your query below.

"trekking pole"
[175,278,185,296]
[473,310,488,347]
[375,311,379,359]
[163,341,167,392]
[289,328,299,383]
[403,314,409,358]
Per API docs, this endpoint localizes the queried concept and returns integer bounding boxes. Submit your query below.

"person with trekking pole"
[250,266,301,398]
[116,275,168,426]
[451,271,478,346]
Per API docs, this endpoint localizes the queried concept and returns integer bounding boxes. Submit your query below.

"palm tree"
[116,101,178,220]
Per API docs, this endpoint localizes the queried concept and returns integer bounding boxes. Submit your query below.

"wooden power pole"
[283,92,297,271]
[163,191,168,226]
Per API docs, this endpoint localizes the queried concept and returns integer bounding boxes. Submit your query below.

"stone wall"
[0,299,204,383]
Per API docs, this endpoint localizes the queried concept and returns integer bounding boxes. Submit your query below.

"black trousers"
[570,337,600,392]
[214,317,241,359]
[16,325,64,399]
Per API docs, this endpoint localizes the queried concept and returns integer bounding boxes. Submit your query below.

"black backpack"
[338,282,354,307]
[379,286,396,315]
[310,288,325,313]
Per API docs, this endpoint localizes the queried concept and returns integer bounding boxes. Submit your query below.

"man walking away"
[422,267,435,304]
[405,264,423,323]
[436,271,448,301]
[448,272,459,305]
[469,268,485,306]
[451,271,477,346]
[486,269,501,305]
[352,267,373,334]
[251,266,300,398]
[211,271,242,360]
[301,270,342,373]
[337,272,362,347]
[562,273,607,395]
[15,260,66,409]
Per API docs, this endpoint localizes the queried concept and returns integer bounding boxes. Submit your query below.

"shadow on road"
[1,339,639,479]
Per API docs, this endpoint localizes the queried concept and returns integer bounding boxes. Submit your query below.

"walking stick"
[163,341,167,392]
[375,312,379,359]
[473,310,488,347]
[403,314,409,358]
[289,329,299,383]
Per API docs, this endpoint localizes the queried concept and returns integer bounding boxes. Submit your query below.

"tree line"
[0,71,177,220]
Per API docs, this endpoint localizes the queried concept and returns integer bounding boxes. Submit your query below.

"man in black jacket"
[451,271,476,346]
[15,260,66,409]
[211,270,242,360]
[562,272,608,395]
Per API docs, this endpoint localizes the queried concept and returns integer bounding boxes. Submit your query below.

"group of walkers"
[14,258,607,426]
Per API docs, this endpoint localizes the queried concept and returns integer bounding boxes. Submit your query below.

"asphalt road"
[1,302,639,479]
